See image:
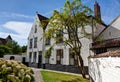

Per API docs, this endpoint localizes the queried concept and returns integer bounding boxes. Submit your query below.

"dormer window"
[34,25,37,33]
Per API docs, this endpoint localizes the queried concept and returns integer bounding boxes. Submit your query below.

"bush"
[0,58,34,82]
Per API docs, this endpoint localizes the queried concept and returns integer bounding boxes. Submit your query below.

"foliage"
[41,70,89,82]
[44,46,53,58]
[0,45,11,57]
[6,40,22,54]
[21,45,27,53]
[45,0,93,78]
[0,58,34,82]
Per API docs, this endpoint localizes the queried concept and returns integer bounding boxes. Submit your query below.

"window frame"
[56,49,63,64]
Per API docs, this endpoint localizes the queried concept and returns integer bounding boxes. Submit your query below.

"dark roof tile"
[90,50,120,58]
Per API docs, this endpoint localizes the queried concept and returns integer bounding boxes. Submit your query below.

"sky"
[0,0,120,46]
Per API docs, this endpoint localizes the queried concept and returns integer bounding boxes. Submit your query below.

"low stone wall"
[89,57,120,82]
[28,63,88,74]
[29,62,39,68]
[45,64,88,74]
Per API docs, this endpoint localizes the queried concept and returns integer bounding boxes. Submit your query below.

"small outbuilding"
[89,50,120,82]
[3,54,28,66]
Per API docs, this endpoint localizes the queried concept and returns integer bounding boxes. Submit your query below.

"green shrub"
[0,58,34,82]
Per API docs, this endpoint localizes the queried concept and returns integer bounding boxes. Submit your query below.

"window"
[56,49,63,64]
[96,48,107,54]
[29,39,33,49]
[45,38,50,45]
[34,37,37,48]
[34,27,37,33]
[109,32,111,36]
[45,57,49,64]
[38,51,42,63]
[69,49,77,65]
[56,30,63,43]
[29,52,32,62]
[39,51,42,55]
[33,52,37,63]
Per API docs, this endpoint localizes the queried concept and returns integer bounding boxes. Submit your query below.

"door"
[38,51,42,68]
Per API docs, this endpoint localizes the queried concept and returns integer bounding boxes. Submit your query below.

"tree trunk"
[76,53,86,79]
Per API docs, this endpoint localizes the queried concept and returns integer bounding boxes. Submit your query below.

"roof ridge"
[36,13,48,21]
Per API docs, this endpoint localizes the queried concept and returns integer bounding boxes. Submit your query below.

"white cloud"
[2,21,32,38]
[0,12,34,19]
[1,21,32,46]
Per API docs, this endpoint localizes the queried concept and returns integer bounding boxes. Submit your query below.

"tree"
[6,40,22,54]
[21,45,27,53]
[0,45,11,57]
[45,0,93,78]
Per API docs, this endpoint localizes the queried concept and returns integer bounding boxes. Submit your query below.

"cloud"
[0,12,34,19]
[1,21,32,46]
[0,32,27,46]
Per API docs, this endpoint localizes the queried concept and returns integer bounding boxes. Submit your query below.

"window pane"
[33,52,37,62]
[34,37,37,48]
[29,39,33,48]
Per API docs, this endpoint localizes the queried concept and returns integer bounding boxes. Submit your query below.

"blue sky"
[0,0,120,46]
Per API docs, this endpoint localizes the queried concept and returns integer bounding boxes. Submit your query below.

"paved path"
[32,68,44,82]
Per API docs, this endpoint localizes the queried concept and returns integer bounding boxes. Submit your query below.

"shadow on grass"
[61,78,82,82]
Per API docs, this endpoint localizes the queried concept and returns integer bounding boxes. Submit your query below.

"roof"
[94,15,120,41]
[88,15,107,27]
[37,13,48,21]
[6,35,12,40]
[91,38,120,50]
[90,50,120,58]
[0,35,12,45]
[0,38,6,44]
[37,13,49,30]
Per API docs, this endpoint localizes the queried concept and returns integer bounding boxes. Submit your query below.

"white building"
[91,15,120,54]
[27,2,106,73]
[89,4,120,82]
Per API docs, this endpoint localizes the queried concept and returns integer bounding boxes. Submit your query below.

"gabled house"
[27,13,48,68]
[91,15,120,55]
[0,35,12,45]
[27,2,106,73]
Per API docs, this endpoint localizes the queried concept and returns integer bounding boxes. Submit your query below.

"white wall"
[100,16,120,40]
[4,55,22,62]
[45,25,98,66]
[27,14,105,66]
[89,57,120,82]
[27,14,44,63]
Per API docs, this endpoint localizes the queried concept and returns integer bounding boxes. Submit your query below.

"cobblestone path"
[32,68,44,82]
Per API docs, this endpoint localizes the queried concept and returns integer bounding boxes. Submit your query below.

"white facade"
[99,15,120,40]
[27,14,44,64]
[89,15,120,82]
[4,55,23,62]
[27,13,106,67]
[89,57,120,82]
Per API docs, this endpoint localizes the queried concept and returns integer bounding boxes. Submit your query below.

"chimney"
[94,1,101,20]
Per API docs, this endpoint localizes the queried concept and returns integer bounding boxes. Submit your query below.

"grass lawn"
[41,70,89,82]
